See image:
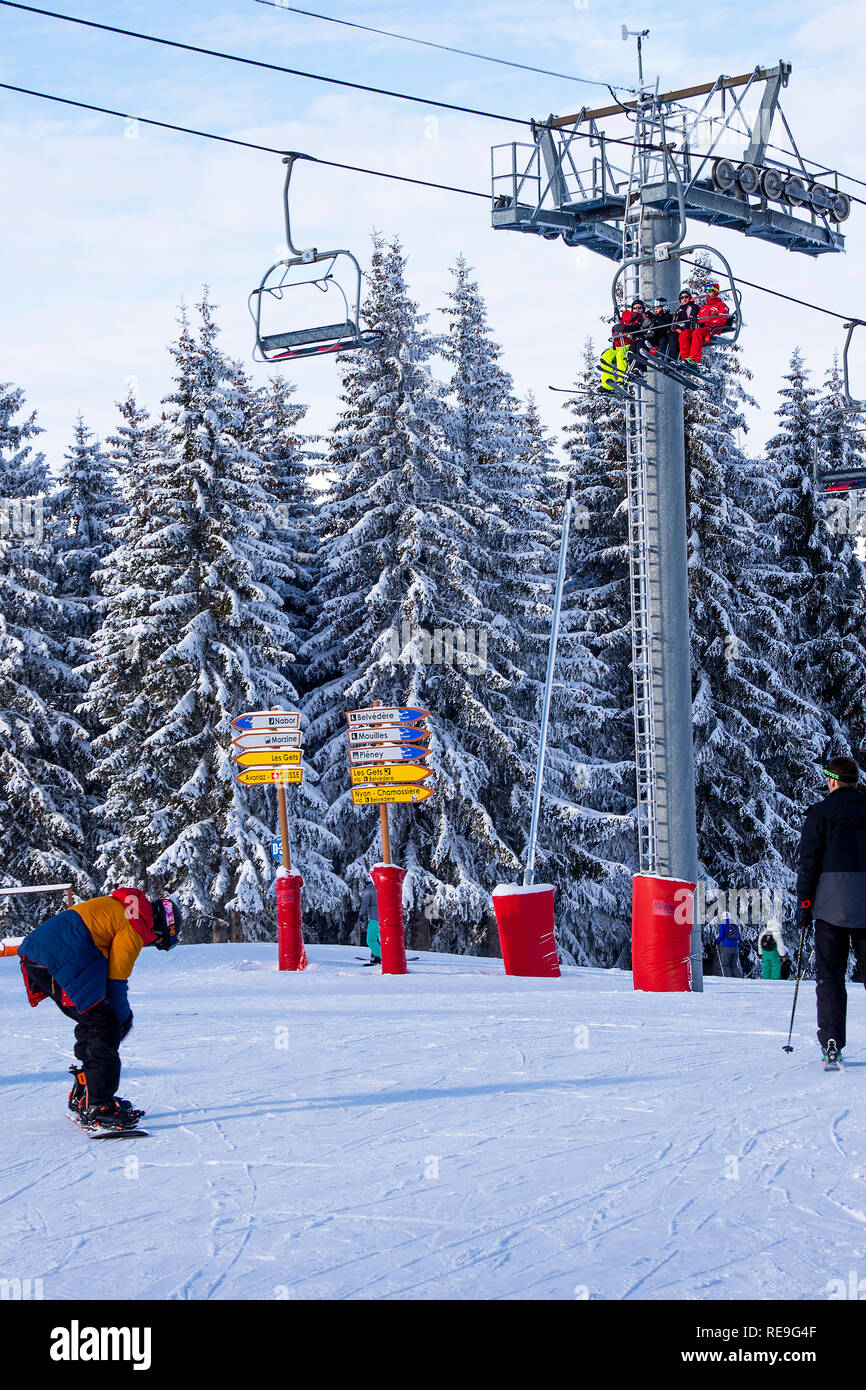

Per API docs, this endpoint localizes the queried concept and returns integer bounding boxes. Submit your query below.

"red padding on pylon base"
[370,865,407,976]
[631,873,694,992]
[491,884,560,978]
[276,871,307,971]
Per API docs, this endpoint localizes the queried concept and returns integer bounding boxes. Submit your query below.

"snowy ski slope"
[2,943,864,1301]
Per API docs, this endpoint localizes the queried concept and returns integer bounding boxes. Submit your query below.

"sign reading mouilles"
[50,1321,152,1371]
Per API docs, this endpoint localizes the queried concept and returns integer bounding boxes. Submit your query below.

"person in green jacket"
[758,923,788,980]
[357,879,380,965]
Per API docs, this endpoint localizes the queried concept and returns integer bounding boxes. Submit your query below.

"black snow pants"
[815,920,866,1051]
[23,961,124,1104]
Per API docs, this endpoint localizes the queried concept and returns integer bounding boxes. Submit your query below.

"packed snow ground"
[2,943,865,1301]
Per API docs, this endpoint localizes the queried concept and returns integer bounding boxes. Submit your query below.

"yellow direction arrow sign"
[351,784,434,806]
[234,749,303,768]
[236,767,303,786]
[351,764,431,786]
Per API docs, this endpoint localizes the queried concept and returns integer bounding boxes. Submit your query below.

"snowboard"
[68,1113,149,1139]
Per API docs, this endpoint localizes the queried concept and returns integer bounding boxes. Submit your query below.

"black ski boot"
[67,1064,87,1115]
[822,1040,843,1071]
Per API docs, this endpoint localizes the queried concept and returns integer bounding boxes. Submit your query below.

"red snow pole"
[631,873,694,992]
[276,867,307,971]
[491,884,560,977]
[370,863,407,976]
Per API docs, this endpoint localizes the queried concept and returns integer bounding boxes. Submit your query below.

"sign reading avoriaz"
[236,767,304,786]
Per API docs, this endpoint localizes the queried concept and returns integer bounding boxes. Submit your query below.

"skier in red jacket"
[681,282,730,366]
[674,289,699,361]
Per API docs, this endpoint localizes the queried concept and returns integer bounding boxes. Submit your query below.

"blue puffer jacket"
[716,919,740,948]
[19,909,110,1014]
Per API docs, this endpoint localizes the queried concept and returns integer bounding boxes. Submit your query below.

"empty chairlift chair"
[249,153,379,363]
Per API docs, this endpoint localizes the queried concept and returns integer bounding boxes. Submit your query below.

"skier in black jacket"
[647,298,679,358]
[795,755,866,1062]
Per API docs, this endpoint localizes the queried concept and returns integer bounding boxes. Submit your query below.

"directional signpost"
[349,745,429,765]
[350,764,431,786]
[230,706,307,971]
[235,749,303,769]
[232,711,301,732]
[236,767,304,786]
[347,726,429,747]
[346,701,435,974]
[232,730,303,750]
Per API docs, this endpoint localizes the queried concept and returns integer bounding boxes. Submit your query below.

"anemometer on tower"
[491,37,852,991]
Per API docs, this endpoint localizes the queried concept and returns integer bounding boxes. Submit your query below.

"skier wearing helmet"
[19,888,181,1132]
[682,282,730,366]
[674,289,699,361]
[600,297,650,391]
[647,297,678,358]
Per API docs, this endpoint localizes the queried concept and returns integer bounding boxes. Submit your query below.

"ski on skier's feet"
[355,956,419,965]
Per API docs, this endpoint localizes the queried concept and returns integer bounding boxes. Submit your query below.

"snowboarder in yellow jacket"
[19,888,181,1131]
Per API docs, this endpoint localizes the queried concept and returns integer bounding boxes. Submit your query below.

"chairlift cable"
[8,4,862,201]
[1,80,863,332]
[0,1,695,154]
[251,0,632,92]
[679,257,856,324]
[0,81,490,198]
[0,0,532,127]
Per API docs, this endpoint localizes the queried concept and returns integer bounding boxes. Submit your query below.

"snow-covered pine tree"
[54,415,119,642]
[305,242,550,953]
[685,339,831,954]
[250,373,317,637]
[551,340,637,965]
[83,390,172,887]
[85,300,345,935]
[764,348,866,768]
[106,385,163,495]
[815,357,866,551]
[0,385,94,927]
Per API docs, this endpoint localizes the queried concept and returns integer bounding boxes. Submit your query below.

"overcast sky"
[1,0,865,473]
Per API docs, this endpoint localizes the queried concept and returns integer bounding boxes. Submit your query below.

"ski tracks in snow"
[5,947,866,1299]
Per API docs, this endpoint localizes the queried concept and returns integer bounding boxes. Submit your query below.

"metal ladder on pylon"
[620,120,659,876]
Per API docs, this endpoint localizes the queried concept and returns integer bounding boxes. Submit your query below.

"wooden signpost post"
[345,701,434,974]
[230,707,306,971]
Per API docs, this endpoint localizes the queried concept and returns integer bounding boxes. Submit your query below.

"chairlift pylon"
[249,153,379,363]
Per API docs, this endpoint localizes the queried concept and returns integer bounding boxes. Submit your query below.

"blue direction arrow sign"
[271,836,282,861]
[347,726,429,747]
[346,706,430,728]
[231,710,301,732]
[348,745,430,766]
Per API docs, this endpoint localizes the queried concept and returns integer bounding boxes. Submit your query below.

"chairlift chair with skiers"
[249,154,380,363]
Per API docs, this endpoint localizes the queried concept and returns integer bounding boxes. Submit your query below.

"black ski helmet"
[150,897,182,950]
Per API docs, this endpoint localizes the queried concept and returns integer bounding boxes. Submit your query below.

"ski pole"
[782,922,809,1053]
